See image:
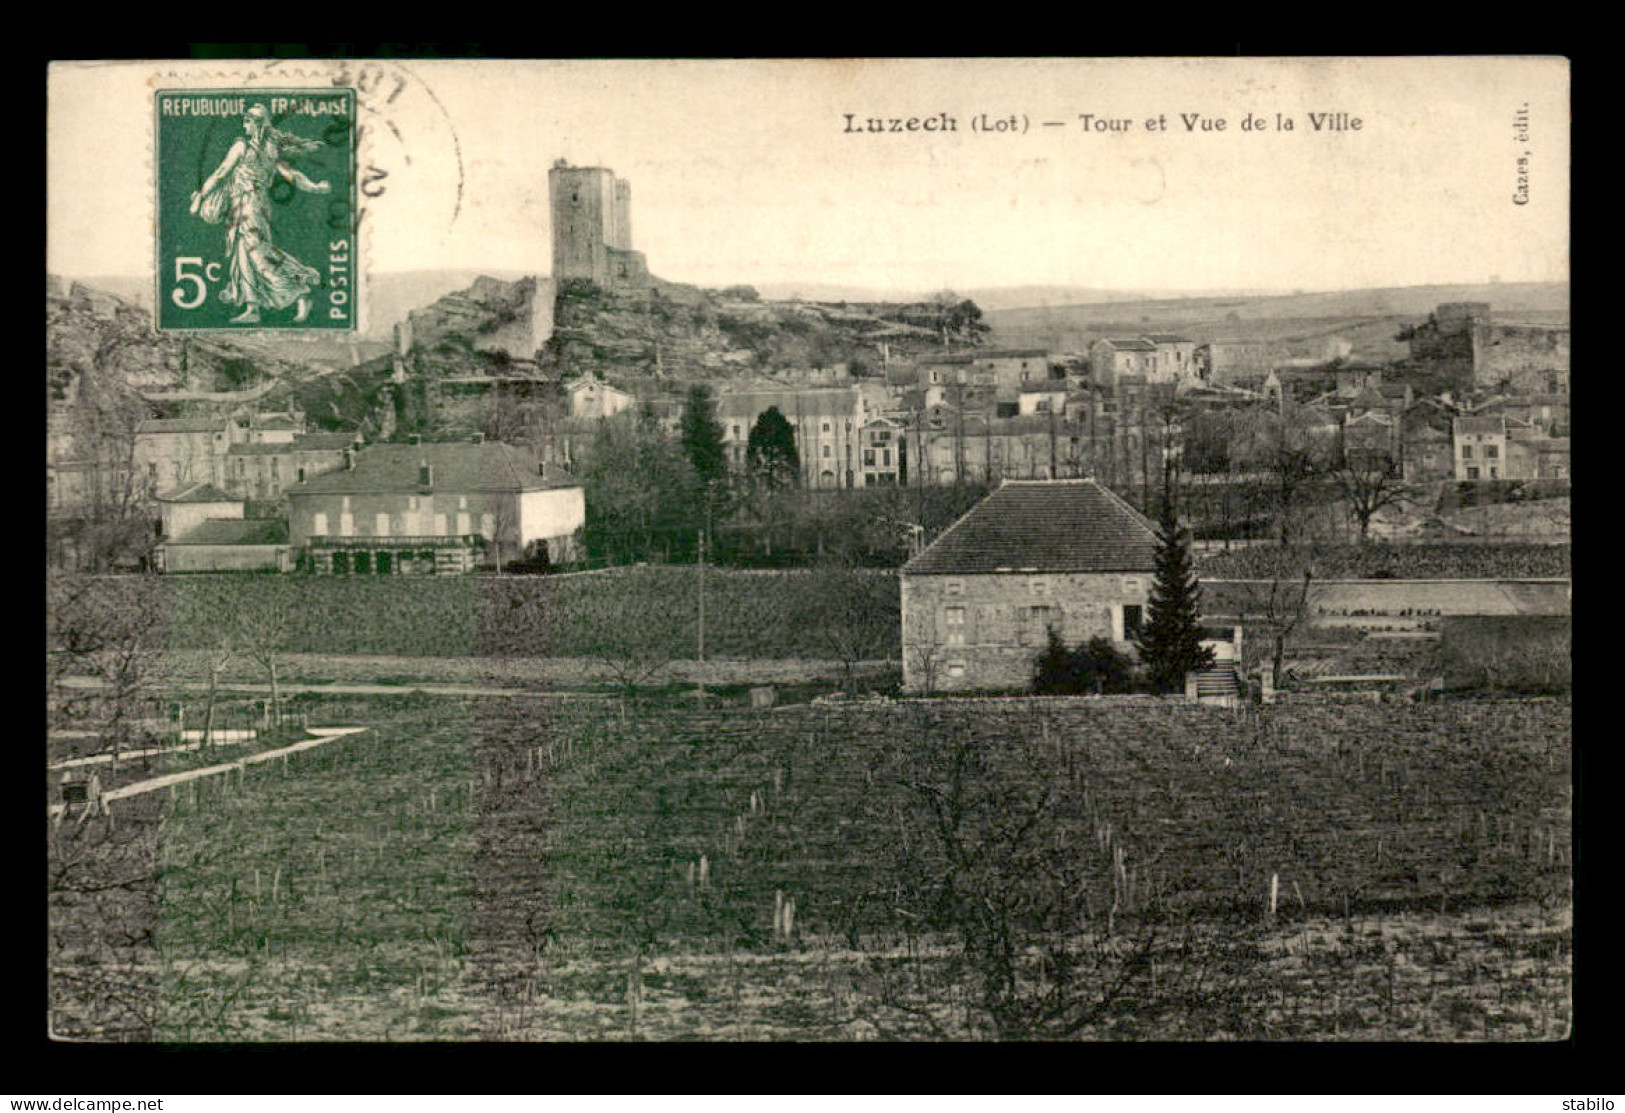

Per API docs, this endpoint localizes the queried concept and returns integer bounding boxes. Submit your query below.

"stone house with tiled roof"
[133,415,234,492]
[225,430,361,502]
[1453,415,1513,481]
[155,482,243,540]
[287,438,585,574]
[900,478,1159,691]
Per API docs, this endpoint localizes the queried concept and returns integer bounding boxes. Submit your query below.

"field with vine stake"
[49,691,1569,1041]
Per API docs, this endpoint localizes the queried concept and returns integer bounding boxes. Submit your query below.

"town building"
[152,483,292,573]
[901,479,1159,692]
[157,518,293,573]
[1453,415,1511,481]
[156,482,243,540]
[856,417,904,486]
[225,430,360,503]
[1196,339,1276,385]
[916,349,1051,394]
[133,415,234,492]
[565,377,636,420]
[716,386,874,489]
[288,438,585,574]
[1091,336,1199,388]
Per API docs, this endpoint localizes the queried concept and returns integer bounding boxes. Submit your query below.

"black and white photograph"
[45,56,1571,1042]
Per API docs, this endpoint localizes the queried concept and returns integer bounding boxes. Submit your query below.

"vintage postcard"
[46,58,1569,1043]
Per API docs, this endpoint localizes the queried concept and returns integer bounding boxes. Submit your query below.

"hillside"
[46,278,352,403]
[986,282,1570,355]
[546,279,979,383]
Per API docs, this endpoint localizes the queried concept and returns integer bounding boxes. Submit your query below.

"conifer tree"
[1135,494,1214,692]
[746,406,800,488]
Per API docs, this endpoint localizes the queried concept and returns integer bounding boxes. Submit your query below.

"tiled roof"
[251,414,303,430]
[168,518,289,546]
[1142,333,1193,344]
[156,482,240,504]
[291,441,578,495]
[136,416,229,434]
[1098,338,1157,351]
[294,432,362,451]
[228,431,358,455]
[717,390,857,418]
[903,479,1159,576]
[1454,416,1507,436]
[921,349,1048,364]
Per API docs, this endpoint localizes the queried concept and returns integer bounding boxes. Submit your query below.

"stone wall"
[902,570,1152,692]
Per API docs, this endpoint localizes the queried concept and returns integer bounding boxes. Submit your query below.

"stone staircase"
[1189,663,1243,706]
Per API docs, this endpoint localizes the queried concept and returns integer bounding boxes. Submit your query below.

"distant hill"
[986,282,1570,354]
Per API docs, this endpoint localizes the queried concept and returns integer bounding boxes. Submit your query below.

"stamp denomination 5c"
[155,89,358,332]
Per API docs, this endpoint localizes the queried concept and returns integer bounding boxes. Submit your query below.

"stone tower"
[550,159,645,288]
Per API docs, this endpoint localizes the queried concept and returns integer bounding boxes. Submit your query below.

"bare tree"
[47,572,162,765]
[857,708,1247,1040]
[233,586,293,730]
[1329,449,1416,543]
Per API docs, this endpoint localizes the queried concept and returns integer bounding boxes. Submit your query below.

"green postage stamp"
[155,89,358,331]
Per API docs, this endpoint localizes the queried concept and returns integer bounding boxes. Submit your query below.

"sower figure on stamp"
[190,103,331,324]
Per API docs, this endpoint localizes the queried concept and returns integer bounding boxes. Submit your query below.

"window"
[733,425,740,439]
[375,513,390,536]
[822,445,831,459]
[1484,444,1499,459]
[458,496,468,510]
[946,662,966,679]
[864,449,876,467]
[1489,467,1498,479]
[313,511,328,536]
[882,449,891,467]
[1466,466,1480,480]
[944,605,966,646]
[822,422,831,433]
[1461,445,1473,458]
[946,580,964,596]
[457,512,471,535]
[1036,399,1051,413]
[1122,604,1144,640]
[481,513,494,538]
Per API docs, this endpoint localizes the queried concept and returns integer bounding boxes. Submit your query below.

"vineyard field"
[73,568,902,661]
[49,694,1571,1040]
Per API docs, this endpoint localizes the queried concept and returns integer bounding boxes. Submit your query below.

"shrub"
[1034,632,1135,695]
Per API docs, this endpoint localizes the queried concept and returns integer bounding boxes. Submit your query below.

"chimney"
[420,461,433,487]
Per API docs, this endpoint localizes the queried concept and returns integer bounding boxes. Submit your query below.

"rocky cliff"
[545,277,965,383]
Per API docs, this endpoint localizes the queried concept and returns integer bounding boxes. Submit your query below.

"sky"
[48,57,1569,296]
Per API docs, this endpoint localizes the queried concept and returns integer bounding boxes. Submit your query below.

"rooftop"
[1455,416,1507,436]
[1098,338,1158,352]
[903,478,1158,576]
[291,441,579,496]
[920,349,1048,364]
[228,431,361,455]
[156,482,240,504]
[136,416,229,434]
[1142,333,1194,344]
[167,518,289,546]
